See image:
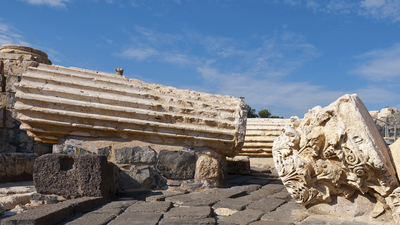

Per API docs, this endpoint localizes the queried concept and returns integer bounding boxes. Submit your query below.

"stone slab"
[113,146,156,164]
[159,217,216,225]
[107,211,163,225]
[163,206,212,219]
[246,197,286,213]
[59,212,117,225]
[212,198,252,216]
[1,197,108,225]
[33,154,113,197]
[126,201,172,213]
[261,202,307,223]
[218,209,265,225]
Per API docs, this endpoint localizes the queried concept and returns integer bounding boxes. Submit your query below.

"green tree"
[247,105,259,118]
[258,109,271,118]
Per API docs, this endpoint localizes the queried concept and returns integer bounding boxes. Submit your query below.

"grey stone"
[261,202,307,223]
[159,217,216,225]
[119,166,154,192]
[4,92,16,108]
[114,146,156,164]
[33,154,114,197]
[227,156,251,175]
[145,190,187,202]
[60,213,116,225]
[166,188,246,206]
[0,153,38,183]
[212,198,252,216]
[108,211,163,225]
[30,193,60,204]
[126,201,172,213]
[5,109,20,128]
[246,197,286,213]
[157,150,196,179]
[164,206,212,219]
[97,200,138,211]
[236,186,283,201]
[1,197,108,225]
[229,184,261,194]
[63,145,77,154]
[219,209,265,225]
[97,146,111,158]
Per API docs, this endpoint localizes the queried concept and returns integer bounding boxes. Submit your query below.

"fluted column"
[14,64,247,156]
[239,118,293,157]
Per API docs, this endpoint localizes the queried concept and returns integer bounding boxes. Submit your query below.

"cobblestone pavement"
[52,170,392,225]
[1,170,394,225]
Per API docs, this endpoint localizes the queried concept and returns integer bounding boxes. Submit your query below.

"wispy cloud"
[283,0,400,22]
[117,25,323,116]
[359,0,400,22]
[0,19,29,46]
[351,43,400,81]
[117,48,158,61]
[20,0,70,8]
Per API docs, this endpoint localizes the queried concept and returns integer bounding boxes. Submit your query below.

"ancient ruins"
[3,44,400,224]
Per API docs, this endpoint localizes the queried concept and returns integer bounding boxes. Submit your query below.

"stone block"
[5,109,21,129]
[126,201,172,213]
[3,92,16,108]
[164,206,212,219]
[33,154,114,197]
[227,156,251,175]
[157,150,196,179]
[114,146,156,164]
[159,218,216,225]
[0,153,38,183]
[5,74,21,93]
[195,150,227,188]
[33,141,53,156]
[219,209,264,225]
[118,166,154,192]
[107,211,163,225]
[97,146,111,158]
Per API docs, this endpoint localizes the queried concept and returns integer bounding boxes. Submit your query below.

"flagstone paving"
[1,170,394,225]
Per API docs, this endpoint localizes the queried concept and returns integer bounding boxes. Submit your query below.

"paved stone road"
[52,170,391,225]
[1,169,394,225]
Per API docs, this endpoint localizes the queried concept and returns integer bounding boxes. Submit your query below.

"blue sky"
[1,0,400,118]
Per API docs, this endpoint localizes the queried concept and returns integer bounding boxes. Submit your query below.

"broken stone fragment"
[272,94,399,206]
[14,64,247,156]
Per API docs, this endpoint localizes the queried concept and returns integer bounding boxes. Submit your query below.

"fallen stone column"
[272,94,399,208]
[239,118,294,157]
[14,64,247,156]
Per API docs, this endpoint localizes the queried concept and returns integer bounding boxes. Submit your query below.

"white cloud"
[0,19,29,46]
[283,0,400,22]
[20,0,70,8]
[359,0,400,21]
[117,48,158,61]
[352,43,400,81]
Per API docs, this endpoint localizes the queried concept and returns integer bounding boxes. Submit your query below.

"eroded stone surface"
[272,94,399,206]
[114,146,156,164]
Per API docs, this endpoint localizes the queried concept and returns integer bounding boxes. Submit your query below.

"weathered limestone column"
[272,94,399,209]
[0,44,52,155]
[239,118,294,157]
[14,64,247,157]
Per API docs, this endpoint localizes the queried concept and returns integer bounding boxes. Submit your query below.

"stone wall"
[0,45,53,155]
[54,138,227,193]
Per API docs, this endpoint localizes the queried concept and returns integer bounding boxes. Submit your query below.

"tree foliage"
[239,97,283,118]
